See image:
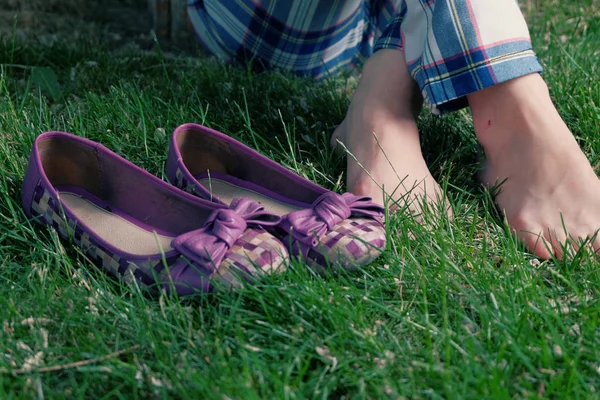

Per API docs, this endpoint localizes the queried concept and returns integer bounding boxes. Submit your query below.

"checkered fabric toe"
[302,217,386,273]
[210,229,288,289]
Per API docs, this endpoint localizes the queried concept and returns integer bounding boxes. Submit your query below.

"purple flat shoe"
[165,123,386,272]
[21,132,289,296]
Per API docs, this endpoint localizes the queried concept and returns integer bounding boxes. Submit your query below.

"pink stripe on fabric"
[408,37,532,69]
[464,0,497,83]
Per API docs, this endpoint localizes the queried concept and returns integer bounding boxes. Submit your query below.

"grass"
[0,0,599,398]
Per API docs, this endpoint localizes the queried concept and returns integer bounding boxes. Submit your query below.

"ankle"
[354,50,421,120]
[469,74,560,159]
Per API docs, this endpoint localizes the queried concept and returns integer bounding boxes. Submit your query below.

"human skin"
[333,49,600,259]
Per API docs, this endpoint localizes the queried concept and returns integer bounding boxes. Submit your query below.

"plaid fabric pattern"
[374,0,543,113]
[187,0,402,78]
[30,182,287,292]
[187,0,542,114]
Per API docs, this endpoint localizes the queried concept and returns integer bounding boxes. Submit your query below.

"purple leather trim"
[166,123,328,203]
[166,126,216,201]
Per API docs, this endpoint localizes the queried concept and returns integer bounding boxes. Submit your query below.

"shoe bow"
[280,192,384,247]
[171,198,281,270]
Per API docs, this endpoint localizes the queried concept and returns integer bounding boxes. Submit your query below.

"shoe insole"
[197,178,303,216]
[59,192,174,256]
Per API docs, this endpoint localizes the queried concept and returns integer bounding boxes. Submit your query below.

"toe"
[548,229,570,260]
[526,233,554,260]
[514,223,553,259]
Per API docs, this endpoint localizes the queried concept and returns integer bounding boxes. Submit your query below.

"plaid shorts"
[187,0,543,113]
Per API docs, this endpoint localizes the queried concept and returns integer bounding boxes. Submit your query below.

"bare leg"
[332,49,449,218]
[471,73,600,259]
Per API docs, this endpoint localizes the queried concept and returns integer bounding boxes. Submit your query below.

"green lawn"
[1,1,599,398]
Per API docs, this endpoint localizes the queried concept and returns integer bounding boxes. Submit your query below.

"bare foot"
[332,118,446,218]
[334,50,450,219]
[471,74,600,259]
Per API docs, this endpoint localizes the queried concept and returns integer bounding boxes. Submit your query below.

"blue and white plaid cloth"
[187,0,543,113]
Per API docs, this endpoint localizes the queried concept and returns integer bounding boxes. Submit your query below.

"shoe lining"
[60,192,174,256]
[177,127,323,205]
[197,178,302,216]
[38,136,213,236]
